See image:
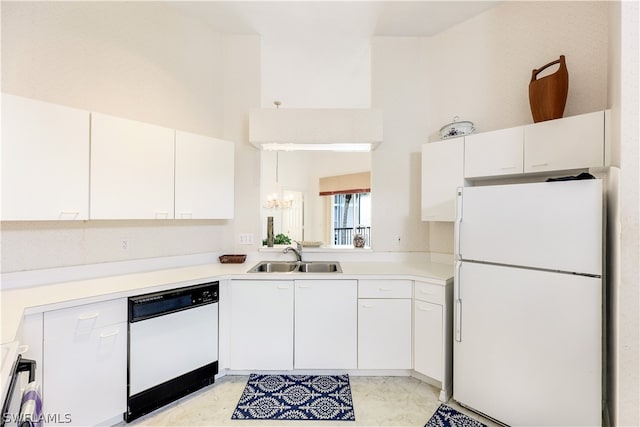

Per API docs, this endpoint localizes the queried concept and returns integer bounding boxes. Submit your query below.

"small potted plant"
[263,233,292,246]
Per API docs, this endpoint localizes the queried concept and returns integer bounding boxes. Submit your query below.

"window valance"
[319,172,371,196]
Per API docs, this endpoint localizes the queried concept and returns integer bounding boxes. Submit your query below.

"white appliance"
[453,179,603,426]
[126,282,219,422]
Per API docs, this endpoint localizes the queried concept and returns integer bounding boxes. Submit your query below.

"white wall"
[606,1,640,425]
[371,37,432,253]
[255,2,374,108]
[1,2,225,136]
[221,35,263,255]
[424,1,609,137]
[261,33,371,109]
[1,2,261,272]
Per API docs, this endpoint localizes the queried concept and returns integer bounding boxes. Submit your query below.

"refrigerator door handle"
[455,299,462,342]
[454,187,463,260]
[455,260,462,342]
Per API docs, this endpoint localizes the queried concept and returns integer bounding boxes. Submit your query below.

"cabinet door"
[44,323,126,426]
[294,280,357,369]
[175,131,234,219]
[421,138,464,222]
[90,113,175,219]
[1,94,90,220]
[358,299,411,369]
[464,127,524,178]
[43,315,126,426]
[229,281,294,370]
[524,111,604,173]
[414,300,443,381]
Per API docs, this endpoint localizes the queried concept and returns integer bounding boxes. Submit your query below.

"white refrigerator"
[453,179,603,426]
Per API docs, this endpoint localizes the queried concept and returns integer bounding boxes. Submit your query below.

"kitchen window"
[319,171,372,248]
[332,192,371,247]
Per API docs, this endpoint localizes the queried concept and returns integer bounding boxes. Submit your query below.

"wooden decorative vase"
[528,55,568,123]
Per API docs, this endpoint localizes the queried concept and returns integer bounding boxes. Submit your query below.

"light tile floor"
[122,376,500,427]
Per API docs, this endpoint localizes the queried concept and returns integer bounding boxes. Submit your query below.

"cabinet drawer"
[44,298,127,341]
[359,280,412,298]
[414,281,444,305]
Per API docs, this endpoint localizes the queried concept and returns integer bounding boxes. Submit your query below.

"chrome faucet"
[283,241,303,262]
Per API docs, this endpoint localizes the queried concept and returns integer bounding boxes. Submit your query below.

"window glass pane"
[332,192,371,247]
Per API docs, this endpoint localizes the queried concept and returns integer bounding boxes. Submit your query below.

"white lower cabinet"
[294,280,358,369]
[414,300,443,379]
[43,299,127,426]
[413,280,453,402]
[357,280,412,369]
[229,280,294,370]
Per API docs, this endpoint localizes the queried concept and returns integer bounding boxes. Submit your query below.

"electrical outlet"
[121,238,129,251]
[239,233,254,245]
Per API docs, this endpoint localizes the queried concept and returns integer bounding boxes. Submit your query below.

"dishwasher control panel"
[129,281,219,322]
[196,288,218,304]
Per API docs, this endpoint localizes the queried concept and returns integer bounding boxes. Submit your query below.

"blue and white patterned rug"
[231,374,355,421]
[425,404,487,427]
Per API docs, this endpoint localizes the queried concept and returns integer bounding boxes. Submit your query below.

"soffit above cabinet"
[249,108,383,151]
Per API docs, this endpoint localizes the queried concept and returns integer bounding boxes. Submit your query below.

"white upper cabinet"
[1,94,90,220]
[175,131,234,219]
[464,127,524,178]
[90,113,175,219]
[524,111,605,173]
[421,138,464,222]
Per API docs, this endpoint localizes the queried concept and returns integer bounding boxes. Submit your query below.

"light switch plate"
[239,233,254,245]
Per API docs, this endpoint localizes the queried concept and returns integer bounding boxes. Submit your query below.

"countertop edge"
[2,260,453,344]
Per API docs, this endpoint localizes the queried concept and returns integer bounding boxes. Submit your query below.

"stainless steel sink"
[249,261,299,273]
[248,261,342,273]
[296,262,341,273]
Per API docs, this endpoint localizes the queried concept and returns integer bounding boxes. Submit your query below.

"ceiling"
[171,1,501,38]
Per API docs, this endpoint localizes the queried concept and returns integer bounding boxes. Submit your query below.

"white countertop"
[1,260,453,344]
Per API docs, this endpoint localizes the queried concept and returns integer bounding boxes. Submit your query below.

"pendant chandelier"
[264,151,293,209]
